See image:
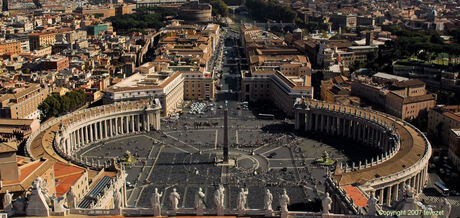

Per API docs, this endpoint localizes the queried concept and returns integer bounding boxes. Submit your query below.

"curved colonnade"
[294,98,431,207]
[26,100,162,170]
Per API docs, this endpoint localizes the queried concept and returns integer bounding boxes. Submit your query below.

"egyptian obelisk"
[223,100,229,163]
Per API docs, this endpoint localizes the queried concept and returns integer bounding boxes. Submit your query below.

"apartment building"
[104,24,220,115]
[384,80,436,119]
[0,40,22,55]
[320,76,359,105]
[0,83,50,119]
[183,71,215,101]
[241,70,313,117]
[103,70,184,116]
[28,32,57,51]
[427,105,460,146]
[240,24,313,117]
[41,56,70,71]
[351,76,436,119]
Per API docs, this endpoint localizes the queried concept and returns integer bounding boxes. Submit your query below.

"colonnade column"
[385,186,391,206]
[74,131,78,150]
[392,183,399,201]
[352,122,357,140]
[131,115,135,133]
[359,124,363,142]
[79,128,83,147]
[104,120,108,138]
[135,115,139,132]
[367,126,371,144]
[86,126,90,144]
[333,117,337,135]
[307,112,312,131]
[121,116,125,134]
[379,188,384,205]
[89,124,93,143]
[66,138,70,155]
[147,114,151,131]
[70,132,74,152]
[379,131,384,150]
[348,120,352,138]
[141,115,145,131]
[315,113,319,131]
[99,121,103,139]
[115,117,118,136]
[372,128,377,147]
[74,130,78,148]
[416,173,422,193]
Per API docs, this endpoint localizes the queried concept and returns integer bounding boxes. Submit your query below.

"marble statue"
[66,187,77,209]
[151,188,163,216]
[405,185,413,198]
[3,190,13,211]
[169,188,180,210]
[214,184,225,215]
[33,177,42,190]
[440,198,451,218]
[279,189,290,214]
[237,188,248,211]
[26,177,50,216]
[194,187,206,210]
[53,197,66,213]
[322,193,332,214]
[367,192,378,216]
[264,189,273,212]
[114,190,122,209]
[40,177,49,195]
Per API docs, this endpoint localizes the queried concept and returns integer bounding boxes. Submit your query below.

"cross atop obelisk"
[223,100,229,163]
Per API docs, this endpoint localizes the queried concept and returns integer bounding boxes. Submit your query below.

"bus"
[434,182,449,196]
[258,113,274,120]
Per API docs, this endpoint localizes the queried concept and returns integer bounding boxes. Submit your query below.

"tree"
[38,90,88,122]
[105,7,174,32]
[201,0,229,17]
[245,0,296,22]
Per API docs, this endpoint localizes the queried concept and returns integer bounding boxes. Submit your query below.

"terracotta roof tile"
[54,162,85,178]
[55,173,84,197]
[3,161,43,185]
[342,185,368,207]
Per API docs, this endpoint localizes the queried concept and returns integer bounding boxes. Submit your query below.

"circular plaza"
[72,100,380,211]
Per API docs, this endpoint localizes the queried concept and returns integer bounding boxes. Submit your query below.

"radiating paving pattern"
[77,103,380,211]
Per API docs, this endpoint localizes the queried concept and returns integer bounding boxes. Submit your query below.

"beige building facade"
[241,71,313,117]
[427,105,460,146]
[0,83,50,119]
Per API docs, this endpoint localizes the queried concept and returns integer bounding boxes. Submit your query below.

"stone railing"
[325,176,361,215]
[295,98,431,191]
[69,207,353,217]
[25,116,66,160]
[365,119,432,187]
[26,99,160,164]
[55,100,160,168]
[303,99,401,172]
